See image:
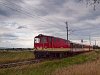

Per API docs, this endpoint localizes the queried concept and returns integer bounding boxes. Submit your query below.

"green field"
[0,50,99,75]
[0,51,34,64]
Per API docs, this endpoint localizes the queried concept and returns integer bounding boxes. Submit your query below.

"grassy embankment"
[53,50,100,75]
[0,50,99,75]
[0,51,34,64]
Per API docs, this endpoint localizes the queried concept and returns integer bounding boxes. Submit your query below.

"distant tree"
[79,0,100,10]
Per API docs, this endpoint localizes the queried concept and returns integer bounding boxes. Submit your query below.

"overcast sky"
[0,0,100,48]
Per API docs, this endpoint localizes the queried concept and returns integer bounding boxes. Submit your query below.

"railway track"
[0,51,92,69]
[0,59,44,69]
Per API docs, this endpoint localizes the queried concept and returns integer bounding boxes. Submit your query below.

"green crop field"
[0,50,99,75]
[0,51,34,64]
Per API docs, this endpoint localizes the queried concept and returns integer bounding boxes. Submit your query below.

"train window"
[54,38,56,42]
[41,37,47,43]
[58,39,59,42]
[34,38,40,43]
[49,38,52,42]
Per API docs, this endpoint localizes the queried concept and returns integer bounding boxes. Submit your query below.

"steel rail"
[0,59,44,69]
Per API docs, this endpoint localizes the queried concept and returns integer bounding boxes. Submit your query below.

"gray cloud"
[0,8,9,16]
[0,0,100,47]
[0,33,18,40]
[17,26,27,29]
[0,34,17,37]
[39,0,66,14]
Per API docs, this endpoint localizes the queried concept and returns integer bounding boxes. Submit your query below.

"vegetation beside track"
[0,50,99,75]
[0,51,34,64]
[53,50,100,75]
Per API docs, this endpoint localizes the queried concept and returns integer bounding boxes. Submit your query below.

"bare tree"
[79,0,100,10]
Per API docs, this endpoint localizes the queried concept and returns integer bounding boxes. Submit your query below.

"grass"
[53,60,100,75]
[0,51,99,75]
[53,51,100,75]
[0,51,34,64]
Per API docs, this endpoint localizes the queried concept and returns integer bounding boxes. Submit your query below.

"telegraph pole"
[89,35,91,50]
[65,21,68,41]
[94,40,96,50]
[95,40,96,46]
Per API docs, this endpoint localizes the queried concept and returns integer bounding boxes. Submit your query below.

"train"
[34,34,93,58]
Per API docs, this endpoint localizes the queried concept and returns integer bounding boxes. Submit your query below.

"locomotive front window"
[34,38,40,43]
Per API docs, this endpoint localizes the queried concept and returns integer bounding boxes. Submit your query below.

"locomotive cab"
[34,34,48,50]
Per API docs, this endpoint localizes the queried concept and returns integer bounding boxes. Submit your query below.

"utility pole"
[89,35,91,50]
[94,40,97,50]
[81,39,83,49]
[65,21,68,41]
[95,40,96,46]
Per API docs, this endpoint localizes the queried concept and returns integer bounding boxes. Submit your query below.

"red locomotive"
[34,34,93,58]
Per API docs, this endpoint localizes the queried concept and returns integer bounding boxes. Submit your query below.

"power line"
[0,1,66,39]
[72,26,100,32]
[1,0,100,40]
[2,0,100,33]
[0,0,61,27]
[0,2,35,19]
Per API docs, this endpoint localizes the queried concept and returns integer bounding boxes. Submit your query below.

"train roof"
[35,34,92,46]
[35,34,70,42]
